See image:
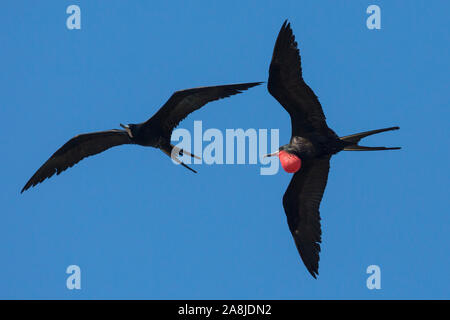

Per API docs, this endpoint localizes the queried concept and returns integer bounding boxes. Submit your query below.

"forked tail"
[340,126,401,151]
[162,144,201,173]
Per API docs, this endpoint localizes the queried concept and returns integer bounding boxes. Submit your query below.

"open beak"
[264,151,279,158]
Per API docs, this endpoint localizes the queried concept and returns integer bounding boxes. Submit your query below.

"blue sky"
[1,1,449,299]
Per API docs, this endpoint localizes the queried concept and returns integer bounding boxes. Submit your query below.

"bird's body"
[21,82,261,192]
[127,122,164,147]
[267,20,400,278]
[285,134,344,160]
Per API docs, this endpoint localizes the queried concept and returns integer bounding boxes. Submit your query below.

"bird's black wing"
[146,82,262,137]
[268,20,334,138]
[21,130,132,192]
[282,156,331,278]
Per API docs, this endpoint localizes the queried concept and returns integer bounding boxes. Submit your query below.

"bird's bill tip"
[264,151,279,158]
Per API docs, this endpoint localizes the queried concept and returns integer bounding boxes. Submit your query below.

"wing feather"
[147,82,262,137]
[282,157,331,278]
[268,20,331,137]
[21,130,132,192]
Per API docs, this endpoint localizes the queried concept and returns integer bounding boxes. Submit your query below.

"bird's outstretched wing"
[147,82,262,137]
[268,20,332,137]
[282,156,331,278]
[21,130,132,193]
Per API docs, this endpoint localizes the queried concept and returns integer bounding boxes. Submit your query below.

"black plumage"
[22,82,261,193]
[268,20,400,278]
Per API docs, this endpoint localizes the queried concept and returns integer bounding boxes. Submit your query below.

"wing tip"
[226,82,263,96]
[21,178,41,193]
[308,269,319,279]
[21,180,35,193]
[296,241,322,280]
[279,19,294,38]
[304,255,320,279]
[303,257,320,279]
[238,81,264,89]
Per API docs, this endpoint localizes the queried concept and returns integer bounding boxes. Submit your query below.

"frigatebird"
[21,82,261,193]
[267,20,400,278]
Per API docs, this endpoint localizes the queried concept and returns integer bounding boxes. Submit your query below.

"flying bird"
[267,20,400,278]
[21,82,261,193]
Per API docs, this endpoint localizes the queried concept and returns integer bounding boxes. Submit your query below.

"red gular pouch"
[278,150,302,173]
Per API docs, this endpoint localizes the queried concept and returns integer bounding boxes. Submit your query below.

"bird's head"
[265,145,302,173]
[120,123,136,138]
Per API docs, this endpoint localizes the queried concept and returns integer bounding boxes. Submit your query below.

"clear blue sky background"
[1,1,449,299]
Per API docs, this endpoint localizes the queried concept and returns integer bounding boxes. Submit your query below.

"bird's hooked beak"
[120,123,133,138]
[264,151,280,158]
[264,149,302,173]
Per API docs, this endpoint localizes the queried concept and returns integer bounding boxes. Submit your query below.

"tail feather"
[340,126,400,151]
[162,145,198,173]
[343,145,401,151]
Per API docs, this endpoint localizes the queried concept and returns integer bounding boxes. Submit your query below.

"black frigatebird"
[267,20,400,278]
[21,82,261,193]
